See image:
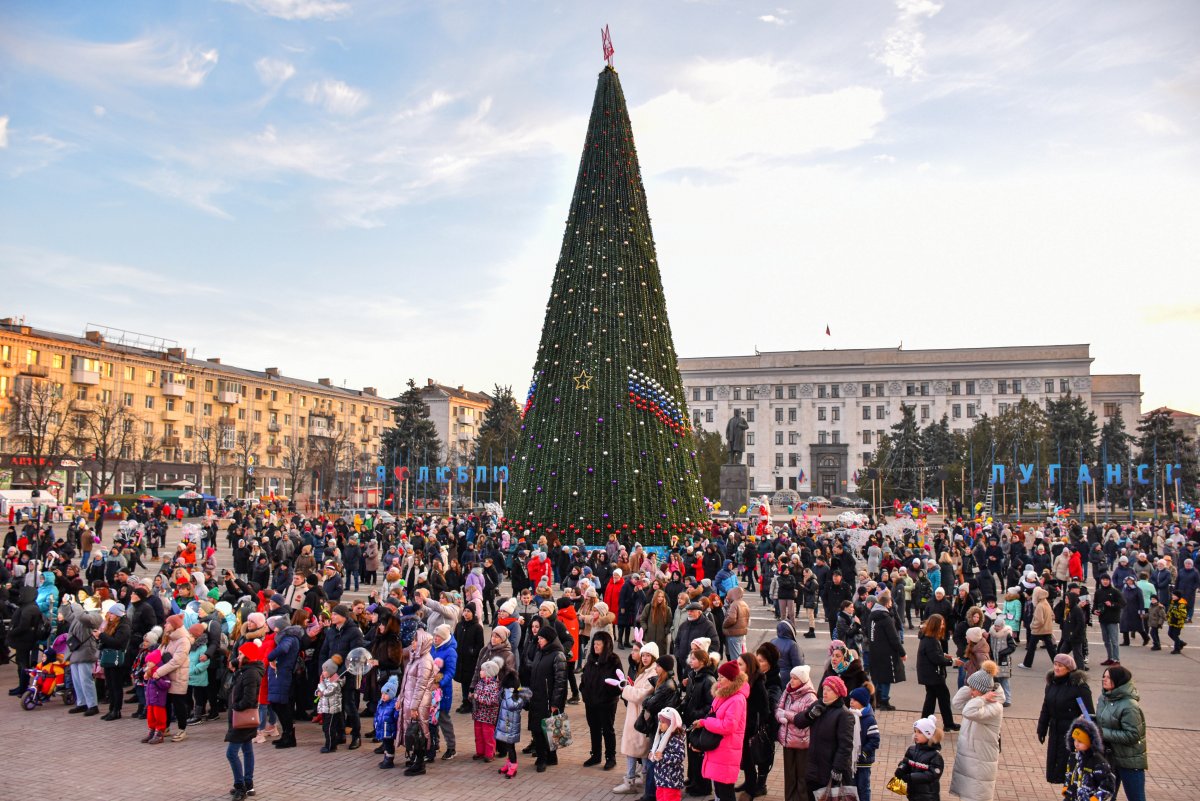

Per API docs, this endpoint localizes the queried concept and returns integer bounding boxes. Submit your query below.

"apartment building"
[0,319,396,500]
[418,379,491,463]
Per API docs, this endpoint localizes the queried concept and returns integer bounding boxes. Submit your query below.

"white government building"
[678,344,1142,500]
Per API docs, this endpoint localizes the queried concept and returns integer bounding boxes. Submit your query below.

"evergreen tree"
[920,414,959,489]
[475,384,522,465]
[1098,408,1133,467]
[1136,408,1198,506]
[882,404,924,500]
[503,66,706,543]
[692,426,725,502]
[1046,392,1098,502]
[382,379,443,469]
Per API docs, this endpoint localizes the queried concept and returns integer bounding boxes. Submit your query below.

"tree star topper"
[601,25,614,67]
[574,369,595,390]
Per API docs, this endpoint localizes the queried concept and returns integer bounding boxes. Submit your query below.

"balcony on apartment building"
[218,390,241,405]
[71,368,100,385]
[162,381,187,397]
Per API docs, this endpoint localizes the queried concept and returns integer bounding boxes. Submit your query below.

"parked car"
[807,496,830,506]
[921,497,940,512]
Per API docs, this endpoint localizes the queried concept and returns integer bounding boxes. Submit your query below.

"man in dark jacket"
[672,603,718,681]
[1093,574,1124,665]
[866,592,905,710]
[319,604,365,748]
[822,573,853,636]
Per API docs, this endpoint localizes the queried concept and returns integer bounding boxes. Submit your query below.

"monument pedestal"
[720,463,750,514]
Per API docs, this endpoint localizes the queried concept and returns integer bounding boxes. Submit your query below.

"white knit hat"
[914,715,938,739]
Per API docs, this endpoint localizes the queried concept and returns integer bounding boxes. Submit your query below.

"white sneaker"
[612,781,638,794]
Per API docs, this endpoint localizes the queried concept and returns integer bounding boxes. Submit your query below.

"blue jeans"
[349,569,361,592]
[876,682,892,703]
[1115,767,1145,801]
[855,766,871,801]
[226,740,255,785]
[258,703,277,730]
[640,757,657,801]
[1102,623,1121,662]
[70,662,97,709]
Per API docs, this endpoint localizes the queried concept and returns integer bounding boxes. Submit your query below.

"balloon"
[713,502,721,510]
[974,502,983,512]
[787,506,794,514]
[738,505,748,514]
[800,503,809,511]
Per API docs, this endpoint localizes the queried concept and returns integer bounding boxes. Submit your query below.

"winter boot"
[379,755,395,769]
[505,761,517,778]
[803,628,816,639]
[231,783,246,801]
[404,751,426,776]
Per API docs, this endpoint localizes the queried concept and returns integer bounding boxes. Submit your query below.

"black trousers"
[687,747,711,792]
[341,682,360,737]
[715,780,736,801]
[585,699,617,758]
[530,717,552,764]
[271,701,295,737]
[1023,634,1057,668]
[169,693,190,730]
[921,682,955,725]
[14,644,34,692]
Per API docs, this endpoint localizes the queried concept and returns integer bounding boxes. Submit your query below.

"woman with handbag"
[692,660,748,801]
[98,603,131,720]
[735,651,770,801]
[226,642,266,801]
[682,642,719,798]
[789,676,856,800]
[527,623,568,773]
[776,665,818,801]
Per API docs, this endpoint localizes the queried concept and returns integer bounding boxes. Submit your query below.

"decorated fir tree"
[503,65,707,545]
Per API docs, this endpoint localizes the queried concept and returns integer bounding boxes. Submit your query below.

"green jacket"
[1095,681,1147,770]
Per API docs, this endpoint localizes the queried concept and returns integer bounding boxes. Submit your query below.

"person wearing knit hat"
[848,686,872,709]
[266,616,286,632]
[950,661,1003,800]
[789,664,812,686]
[822,675,848,699]
[245,612,267,631]
[165,613,184,631]
[480,656,503,678]
[913,714,939,740]
[716,659,740,681]
[656,654,675,674]
[1063,717,1115,801]
[1038,653,1093,785]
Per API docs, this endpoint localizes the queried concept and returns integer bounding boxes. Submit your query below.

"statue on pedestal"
[725,409,748,464]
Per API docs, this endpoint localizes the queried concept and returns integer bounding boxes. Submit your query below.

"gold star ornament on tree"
[573,369,594,389]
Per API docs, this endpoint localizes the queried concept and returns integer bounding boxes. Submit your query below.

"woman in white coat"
[950,660,1004,801]
[612,642,659,794]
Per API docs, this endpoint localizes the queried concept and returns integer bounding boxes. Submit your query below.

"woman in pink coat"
[694,660,749,801]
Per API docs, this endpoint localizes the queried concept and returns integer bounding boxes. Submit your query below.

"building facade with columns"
[678,344,1142,499]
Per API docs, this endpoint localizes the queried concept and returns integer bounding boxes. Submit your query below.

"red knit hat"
[717,661,741,681]
[822,675,848,698]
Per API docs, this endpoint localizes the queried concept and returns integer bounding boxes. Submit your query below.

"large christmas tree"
[503,65,707,545]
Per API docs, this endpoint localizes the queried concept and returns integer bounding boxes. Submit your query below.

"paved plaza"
[3,522,1199,801]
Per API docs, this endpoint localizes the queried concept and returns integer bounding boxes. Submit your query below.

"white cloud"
[876,0,943,80]
[0,245,218,299]
[93,105,107,118]
[0,116,8,148]
[130,169,233,219]
[1134,111,1182,136]
[255,57,296,88]
[630,59,885,173]
[0,30,217,90]
[302,78,369,115]
[223,0,350,20]
[758,15,788,26]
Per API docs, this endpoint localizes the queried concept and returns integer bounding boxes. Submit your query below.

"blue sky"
[1,0,1197,413]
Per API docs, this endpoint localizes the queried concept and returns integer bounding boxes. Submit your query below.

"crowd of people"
[2,503,1190,801]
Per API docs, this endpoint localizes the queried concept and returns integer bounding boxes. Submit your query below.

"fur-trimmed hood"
[713,670,747,698]
[1064,715,1104,753]
[1045,668,1090,687]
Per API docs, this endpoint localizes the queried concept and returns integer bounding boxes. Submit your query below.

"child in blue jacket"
[849,687,881,801]
[494,672,532,779]
[374,676,400,769]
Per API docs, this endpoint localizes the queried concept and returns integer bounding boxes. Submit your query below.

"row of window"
[690,377,1082,402]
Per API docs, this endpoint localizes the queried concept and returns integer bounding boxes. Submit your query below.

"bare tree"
[79,397,132,495]
[283,433,309,499]
[128,426,163,492]
[233,424,261,496]
[308,427,350,503]
[193,418,237,497]
[4,378,75,490]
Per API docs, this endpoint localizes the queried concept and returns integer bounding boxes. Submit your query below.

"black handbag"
[688,727,722,752]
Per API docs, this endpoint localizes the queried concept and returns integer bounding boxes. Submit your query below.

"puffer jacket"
[495,686,532,744]
[266,625,302,703]
[527,635,567,719]
[154,626,192,695]
[470,638,516,694]
[430,634,458,712]
[722,587,750,637]
[1030,587,1055,635]
[776,680,819,749]
[896,741,945,801]
[949,684,1003,801]
[682,663,717,725]
[187,635,210,687]
[374,697,400,741]
[62,602,103,665]
[700,672,749,785]
[794,697,856,785]
[1095,679,1147,770]
[400,630,436,738]
[770,621,805,684]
